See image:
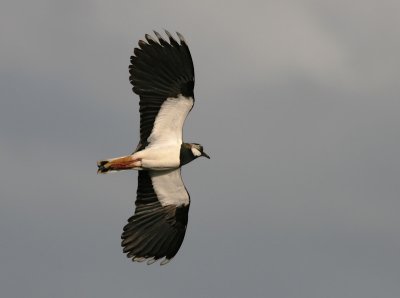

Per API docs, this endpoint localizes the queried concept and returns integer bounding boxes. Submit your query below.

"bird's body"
[97,31,209,265]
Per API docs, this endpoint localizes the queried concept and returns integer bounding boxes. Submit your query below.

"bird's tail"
[97,155,142,174]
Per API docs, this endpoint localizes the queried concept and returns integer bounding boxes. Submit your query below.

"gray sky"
[1,1,400,297]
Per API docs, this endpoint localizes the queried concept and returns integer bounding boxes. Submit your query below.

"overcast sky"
[1,1,400,297]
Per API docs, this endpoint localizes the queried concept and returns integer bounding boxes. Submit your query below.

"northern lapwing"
[97,31,209,265]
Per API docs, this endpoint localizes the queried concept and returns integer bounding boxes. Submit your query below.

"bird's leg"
[97,155,142,173]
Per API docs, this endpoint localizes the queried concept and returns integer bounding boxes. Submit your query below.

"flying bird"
[97,31,209,265]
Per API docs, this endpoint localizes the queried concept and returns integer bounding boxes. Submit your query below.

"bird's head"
[189,143,210,159]
[180,143,210,166]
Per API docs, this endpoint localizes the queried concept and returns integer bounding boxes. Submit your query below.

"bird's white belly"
[133,145,180,170]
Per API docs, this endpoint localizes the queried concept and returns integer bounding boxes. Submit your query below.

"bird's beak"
[201,151,210,159]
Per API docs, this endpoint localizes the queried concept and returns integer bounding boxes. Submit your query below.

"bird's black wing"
[129,31,195,150]
[121,169,190,265]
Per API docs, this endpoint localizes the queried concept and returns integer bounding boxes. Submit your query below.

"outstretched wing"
[121,169,190,265]
[129,31,195,150]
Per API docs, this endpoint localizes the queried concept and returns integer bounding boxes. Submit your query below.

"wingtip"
[164,29,178,45]
[145,33,159,45]
[153,30,162,40]
[160,258,171,266]
[153,30,169,46]
[138,39,148,48]
[133,256,146,262]
[164,29,172,38]
[128,255,168,265]
[176,32,186,44]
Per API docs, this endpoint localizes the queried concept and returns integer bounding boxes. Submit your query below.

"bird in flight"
[97,31,209,265]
